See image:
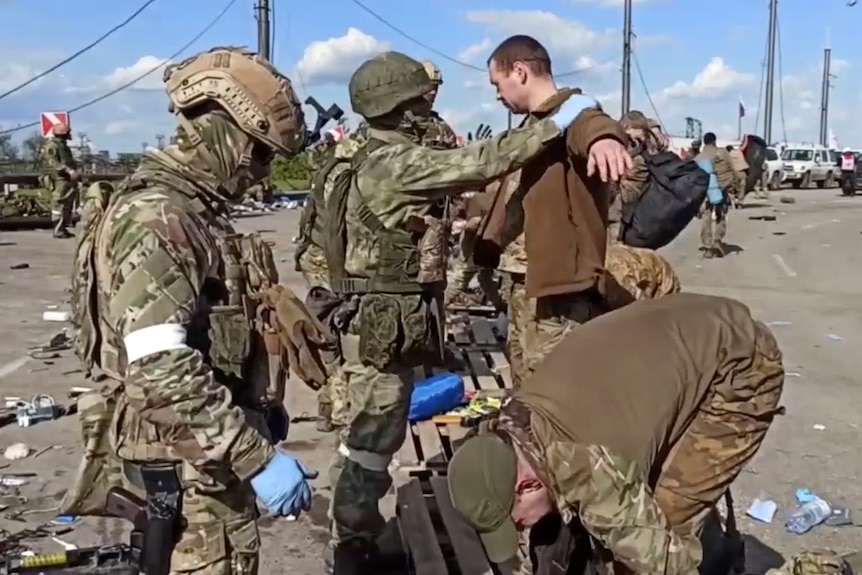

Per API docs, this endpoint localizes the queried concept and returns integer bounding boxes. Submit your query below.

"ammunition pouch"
[355,292,439,370]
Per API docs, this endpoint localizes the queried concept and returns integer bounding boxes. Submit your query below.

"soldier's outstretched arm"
[101,197,274,481]
[546,441,700,575]
[368,118,564,194]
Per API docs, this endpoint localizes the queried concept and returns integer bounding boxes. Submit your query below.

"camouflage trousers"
[328,332,416,544]
[523,293,602,378]
[699,202,727,251]
[766,550,854,575]
[446,250,502,307]
[298,243,331,291]
[653,320,784,565]
[49,177,76,234]
[129,461,261,575]
[504,274,528,389]
[604,243,681,310]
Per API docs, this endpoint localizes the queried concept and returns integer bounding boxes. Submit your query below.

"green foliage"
[271,152,311,190]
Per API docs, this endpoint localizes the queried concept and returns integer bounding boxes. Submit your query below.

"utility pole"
[256,0,271,61]
[763,0,778,144]
[621,0,633,116]
[819,47,832,147]
[155,134,165,150]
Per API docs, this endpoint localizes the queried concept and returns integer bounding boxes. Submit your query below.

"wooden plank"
[397,425,422,470]
[396,480,449,575]
[417,420,447,468]
[470,318,497,345]
[470,318,511,390]
[429,476,495,575]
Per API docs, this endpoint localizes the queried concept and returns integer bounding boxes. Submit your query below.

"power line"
[753,32,769,134]
[0,0,158,102]
[347,0,593,78]
[0,0,238,137]
[631,44,664,131]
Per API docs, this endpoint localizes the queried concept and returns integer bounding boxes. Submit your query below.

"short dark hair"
[703,132,717,145]
[487,35,553,77]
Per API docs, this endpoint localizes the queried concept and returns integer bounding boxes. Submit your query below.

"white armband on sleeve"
[124,324,190,364]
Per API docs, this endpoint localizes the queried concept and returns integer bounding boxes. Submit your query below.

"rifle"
[304,97,344,147]
[0,488,146,574]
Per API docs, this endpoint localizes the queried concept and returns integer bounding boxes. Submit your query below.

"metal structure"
[763,0,778,144]
[621,0,633,116]
[256,0,271,61]
[819,48,832,147]
[685,117,702,140]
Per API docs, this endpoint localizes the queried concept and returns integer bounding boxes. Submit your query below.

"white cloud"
[101,56,169,91]
[660,57,754,100]
[296,28,390,86]
[103,120,141,136]
[458,38,493,63]
[467,10,616,68]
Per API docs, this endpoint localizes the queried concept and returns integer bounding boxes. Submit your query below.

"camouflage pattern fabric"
[695,145,736,253]
[604,244,680,310]
[329,102,567,546]
[497,171,527,275]
[765,550,850,575]
[505,276,528,389]
[522,295,602,377]
[492,319,784,574]
[68,110,298,573]
[41,137,78,234]
[298,243,330,290]
[423,110,458,150]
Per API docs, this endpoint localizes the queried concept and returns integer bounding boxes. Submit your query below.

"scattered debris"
[825,333,843,341]
[813,424,826,431]
[8,263,28,270]
[15,394,61,427]
[3,443,29,461]
[779,196,796,204]
[749,215,777,221]
[746,498,777,523]
[766,321,792,327]
[41,311,70,322]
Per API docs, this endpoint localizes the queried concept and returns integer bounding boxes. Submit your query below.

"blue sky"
[1,0,860,152]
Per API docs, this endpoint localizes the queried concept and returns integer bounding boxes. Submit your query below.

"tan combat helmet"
[422,60,442,85]
[52,123,70,137]
[163,46,307,156]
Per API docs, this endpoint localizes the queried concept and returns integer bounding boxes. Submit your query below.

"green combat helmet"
[349,51,435,119]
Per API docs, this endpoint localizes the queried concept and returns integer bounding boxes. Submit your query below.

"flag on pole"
[738,97,746,118]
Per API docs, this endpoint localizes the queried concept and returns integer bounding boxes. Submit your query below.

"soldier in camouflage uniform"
[64,47,317,574]
[695,132,737,258]
[449,293,785,575]
[326,51,589,573]
[41,123,80,238]
[296,133,366,433]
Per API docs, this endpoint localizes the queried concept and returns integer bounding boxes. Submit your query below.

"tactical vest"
[326,139,428,295]
[72,176,283,460]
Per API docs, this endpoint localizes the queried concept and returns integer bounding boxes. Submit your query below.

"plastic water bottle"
[785,497,832,534]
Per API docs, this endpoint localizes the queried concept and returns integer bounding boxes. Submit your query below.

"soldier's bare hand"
[587,138,632,182]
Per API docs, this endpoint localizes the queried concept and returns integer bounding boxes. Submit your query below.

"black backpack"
[741,134,768,193]
[620,150,709,250]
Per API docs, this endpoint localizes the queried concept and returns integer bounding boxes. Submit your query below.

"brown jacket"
[475,88,627,298]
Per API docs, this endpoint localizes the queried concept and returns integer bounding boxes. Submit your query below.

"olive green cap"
[447,434,519,564]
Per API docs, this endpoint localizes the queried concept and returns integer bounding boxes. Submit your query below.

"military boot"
[317,402,334,433]
[53,228,74,239]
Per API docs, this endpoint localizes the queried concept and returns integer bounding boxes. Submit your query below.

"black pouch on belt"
[139,462,183,575]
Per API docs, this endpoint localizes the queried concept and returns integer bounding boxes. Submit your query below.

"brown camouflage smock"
[604,243,680,309]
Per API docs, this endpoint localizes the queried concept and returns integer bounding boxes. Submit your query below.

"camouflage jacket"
[492,293,773,575]
[603,243,680,310]
[344,120,562,281]
[41,138,77,179]
[71,154,278,480]
[422,110,458,150]
[497,171,526,274]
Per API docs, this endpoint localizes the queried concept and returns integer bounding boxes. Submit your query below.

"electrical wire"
[347,0,593,78]
[0,0,238,136]
[0,0,158,102]
[631,44,664,131]
[776,10,787,143]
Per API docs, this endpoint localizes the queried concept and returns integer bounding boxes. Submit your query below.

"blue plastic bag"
[408,372,465,422]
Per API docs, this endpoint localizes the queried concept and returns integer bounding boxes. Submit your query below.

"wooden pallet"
[396,476,497,575]
[396,313,512,475]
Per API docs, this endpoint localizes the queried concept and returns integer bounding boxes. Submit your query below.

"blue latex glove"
[250,452,318,517]
[552,94,600,131]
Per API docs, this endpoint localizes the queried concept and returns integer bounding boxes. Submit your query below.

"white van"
[781,144,836,188]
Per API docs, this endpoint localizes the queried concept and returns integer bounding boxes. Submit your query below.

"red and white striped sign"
[40,111,70,138]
